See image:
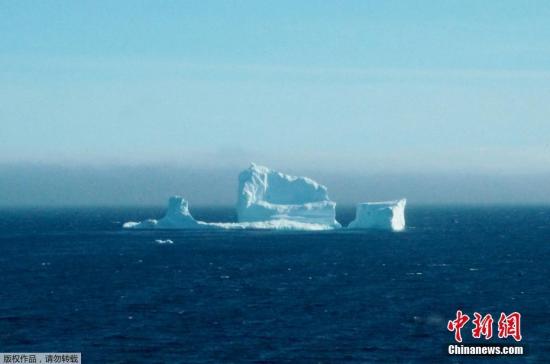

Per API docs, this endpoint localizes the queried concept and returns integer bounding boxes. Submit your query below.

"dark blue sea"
[0,206,548,363]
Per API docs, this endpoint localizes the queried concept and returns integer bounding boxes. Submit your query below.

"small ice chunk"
[154,239,174,244]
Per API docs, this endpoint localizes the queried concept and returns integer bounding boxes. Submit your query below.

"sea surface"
[0,206,548,363]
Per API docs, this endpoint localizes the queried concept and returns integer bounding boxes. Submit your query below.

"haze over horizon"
[1,163,549,206]
[1,1,550,205]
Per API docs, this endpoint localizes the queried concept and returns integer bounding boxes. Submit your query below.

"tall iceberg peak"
[348,199,406,231]
[237,164,341,228]
[162,196,200,227]
[123,196,202,229]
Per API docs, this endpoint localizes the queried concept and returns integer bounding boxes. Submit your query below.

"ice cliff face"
[237,164,341,228]
[348,199,406,231]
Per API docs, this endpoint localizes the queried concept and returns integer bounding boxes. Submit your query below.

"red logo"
[447,310,470,342]
[447,310,522,342]
[472,312,493,340]
[498,312,522,342]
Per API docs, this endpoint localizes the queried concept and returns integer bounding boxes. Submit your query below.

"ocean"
[0,206,548,363]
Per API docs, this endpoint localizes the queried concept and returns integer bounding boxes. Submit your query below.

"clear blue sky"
[1,1,550,205]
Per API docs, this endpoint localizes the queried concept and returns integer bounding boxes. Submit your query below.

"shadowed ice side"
[123,164,406,231]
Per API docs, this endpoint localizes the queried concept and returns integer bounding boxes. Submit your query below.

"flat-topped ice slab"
[348,199,406,231]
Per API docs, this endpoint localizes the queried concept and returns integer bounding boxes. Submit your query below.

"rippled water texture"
[0,206,548,362]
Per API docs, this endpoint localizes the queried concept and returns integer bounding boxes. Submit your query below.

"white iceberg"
[123,164,341,230]
[123,164,406,232]
[348,199,406,231]
[237,164,341,228]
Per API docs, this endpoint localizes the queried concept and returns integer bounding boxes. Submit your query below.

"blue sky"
[1,1,550,177]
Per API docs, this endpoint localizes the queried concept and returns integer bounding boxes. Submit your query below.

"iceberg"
[348,199,407,231]
[122,164,406,232]
[123,164,341,230]
[237,164,341,228]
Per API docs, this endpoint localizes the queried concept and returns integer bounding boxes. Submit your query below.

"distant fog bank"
[1,164,549,206]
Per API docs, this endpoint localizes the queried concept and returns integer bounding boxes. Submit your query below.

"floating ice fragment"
[154,239,174,244]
